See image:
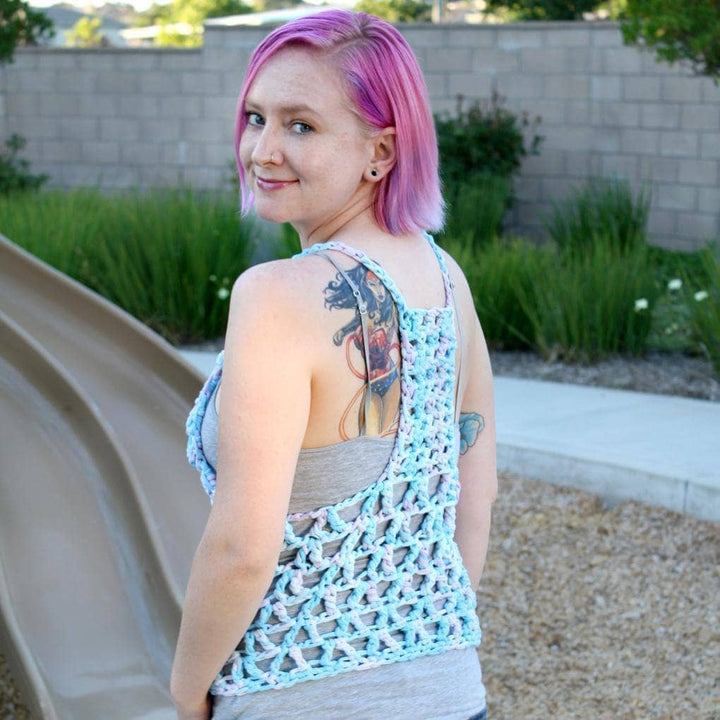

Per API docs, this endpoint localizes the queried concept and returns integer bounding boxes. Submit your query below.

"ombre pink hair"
[234,10,444,234]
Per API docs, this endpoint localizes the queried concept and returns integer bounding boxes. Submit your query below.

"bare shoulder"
[231,255,311,293]
[225,254,337,369]
[230,255,324,319]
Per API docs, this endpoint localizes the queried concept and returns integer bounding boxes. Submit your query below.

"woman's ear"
[366,127,396,182]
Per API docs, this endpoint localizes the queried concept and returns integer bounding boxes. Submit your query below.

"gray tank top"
[200,383,486,719]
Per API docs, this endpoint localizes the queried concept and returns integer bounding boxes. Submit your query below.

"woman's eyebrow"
[279,103,318,116]
[245,98,320,118]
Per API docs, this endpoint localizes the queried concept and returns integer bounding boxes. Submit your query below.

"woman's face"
[239,47,376,240]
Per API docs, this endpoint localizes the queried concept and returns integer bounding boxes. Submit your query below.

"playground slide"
[0,234,211,718]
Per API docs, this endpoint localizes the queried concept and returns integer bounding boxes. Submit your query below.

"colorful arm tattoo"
[458,411,484,455]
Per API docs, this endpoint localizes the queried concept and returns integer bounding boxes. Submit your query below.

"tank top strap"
[297,233,454,311]
[298,240,409,312]
[422,231,455,309]
[421,232,465,421]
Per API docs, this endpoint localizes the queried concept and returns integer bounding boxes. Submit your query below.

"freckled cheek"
[238,133,255,172]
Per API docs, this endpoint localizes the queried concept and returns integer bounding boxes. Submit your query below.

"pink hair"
[234,10,444,234]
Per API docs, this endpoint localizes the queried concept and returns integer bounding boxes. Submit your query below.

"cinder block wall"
[2,21,718,250]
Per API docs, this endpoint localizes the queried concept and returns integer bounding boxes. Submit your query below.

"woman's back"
[191,232,475,500]
[187,235,486,716]
[295,232,475,447]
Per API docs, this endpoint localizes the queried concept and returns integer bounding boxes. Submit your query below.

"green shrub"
[435,92,543,188]
[647,245,708,283]
[436,93,542,249]
[0,188,284,344]
[645,247,707,354]
[353,0,431,22]
[439,173,512,250]
[471,237,541,351]
[544,178,651,258]
[683,243,720,375]
[516,242,659,363]
[484,0,603,20]
[87,189,254,344]
[0,134,48,194]
[646,276,695,354]
[443,213,708,365]
[443,229,660,362]
[441,234,540,351]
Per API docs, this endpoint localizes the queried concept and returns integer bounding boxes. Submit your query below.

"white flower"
[217,287,230,300]
[667,278,682,291]
[694,290,709,302]
[634,298,649,312]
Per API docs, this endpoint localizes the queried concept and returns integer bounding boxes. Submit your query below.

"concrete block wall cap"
[203,18,286,31]
[497,20,619,30]
[412,21,621,29]
[17,45,200,56]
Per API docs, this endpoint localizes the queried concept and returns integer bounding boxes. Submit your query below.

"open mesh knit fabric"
[185,236,481,696]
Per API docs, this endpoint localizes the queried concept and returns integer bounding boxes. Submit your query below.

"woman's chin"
[253,205,290,225]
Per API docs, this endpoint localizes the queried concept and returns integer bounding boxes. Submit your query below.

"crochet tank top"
[185,236,482,697]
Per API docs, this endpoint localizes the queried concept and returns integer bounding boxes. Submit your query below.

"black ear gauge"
[370,169,378,177]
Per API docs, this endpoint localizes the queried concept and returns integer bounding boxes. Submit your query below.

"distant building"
[35,4,131,47]
[120,22,197,47]
[120,3,352,47]
[204,4,352,28]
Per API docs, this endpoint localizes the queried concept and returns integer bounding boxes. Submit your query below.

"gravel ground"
[490,350,720,402]
[479,472,720,720]
[0,663,26,720]
[2,351,718,718]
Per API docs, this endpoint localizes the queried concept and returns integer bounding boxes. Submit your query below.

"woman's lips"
[255,176,297,191]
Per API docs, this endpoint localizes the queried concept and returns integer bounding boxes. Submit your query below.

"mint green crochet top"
[185,237,481,696]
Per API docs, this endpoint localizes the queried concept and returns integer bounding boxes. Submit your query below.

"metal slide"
[0,234,210,718]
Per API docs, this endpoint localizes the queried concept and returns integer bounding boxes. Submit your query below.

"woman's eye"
[246,112,264,127]
[292,122,313,135]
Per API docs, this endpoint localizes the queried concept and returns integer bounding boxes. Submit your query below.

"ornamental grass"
[0,188,273,344]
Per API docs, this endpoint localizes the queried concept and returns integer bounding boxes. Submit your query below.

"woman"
[171,10,497,720]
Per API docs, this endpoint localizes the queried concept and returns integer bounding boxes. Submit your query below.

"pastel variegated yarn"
[186,349,223,500]
[185,236,481,696]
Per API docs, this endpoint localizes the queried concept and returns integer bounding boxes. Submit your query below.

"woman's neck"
[299,196,375,249]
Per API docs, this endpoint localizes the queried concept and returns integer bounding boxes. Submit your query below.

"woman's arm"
[170,263,312,716]
[454,313,497,592]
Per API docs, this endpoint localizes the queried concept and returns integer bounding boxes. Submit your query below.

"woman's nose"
[251,127,282,166]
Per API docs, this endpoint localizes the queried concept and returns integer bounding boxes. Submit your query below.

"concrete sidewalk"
[181,350,720,523]
[494,378,719,522]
